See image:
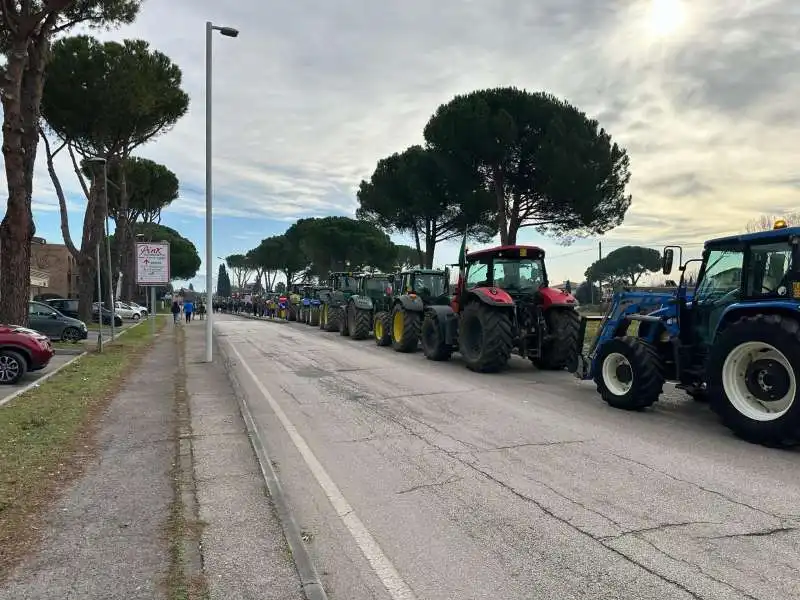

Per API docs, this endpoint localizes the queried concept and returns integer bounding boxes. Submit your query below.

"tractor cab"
[663,219,800,382]
[358,273,393,299]
[329,271,359,292]
[395,268,450,305]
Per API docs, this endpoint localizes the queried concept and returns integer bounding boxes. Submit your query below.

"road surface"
[217,314,800,600]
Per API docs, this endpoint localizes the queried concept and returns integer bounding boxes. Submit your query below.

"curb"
[217,333,328,600]
[1,319,149,410]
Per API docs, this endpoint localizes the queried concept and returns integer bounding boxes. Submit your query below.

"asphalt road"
[217,314,800,600]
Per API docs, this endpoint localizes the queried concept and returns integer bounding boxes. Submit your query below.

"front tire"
[0,350,27,385]
[594,336,664,410]
[132,313,141,321]
[458,302,513,373]
[531,309,580,370]
[421,312,452,361]
[391,306,420,353]
[374,311,391,346]
[707,314,800,447]
[61,327,82,344]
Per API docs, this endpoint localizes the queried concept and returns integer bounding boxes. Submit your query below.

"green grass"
[0,318,165,579]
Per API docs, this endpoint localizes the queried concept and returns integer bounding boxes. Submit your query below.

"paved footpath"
[182,321,304,599]
[0,328,176,599]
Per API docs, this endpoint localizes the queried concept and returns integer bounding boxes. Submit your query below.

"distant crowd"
[170,298,206,324]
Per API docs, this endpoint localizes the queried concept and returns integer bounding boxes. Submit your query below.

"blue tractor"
[571,220,800,447]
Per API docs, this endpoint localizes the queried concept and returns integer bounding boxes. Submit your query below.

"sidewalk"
[182,321,304,599]
[0,327,176,599]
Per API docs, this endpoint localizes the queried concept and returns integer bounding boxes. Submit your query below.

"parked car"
[0,324,55,384]
[124,301,149,317]
[111,301,143,320]
[46,298,123,327]
[28,301,88,342]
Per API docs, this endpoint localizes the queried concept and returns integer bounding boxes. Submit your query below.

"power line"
[547,241,706,260]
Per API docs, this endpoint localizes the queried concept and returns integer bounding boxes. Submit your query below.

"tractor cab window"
[364,278,389,293]
[746,242,793,298]
[332,275,357,291]
[493,258,545,292]
[692,247,745,345]
[466,262,489,288]
[413,273,446,297]
[695,248,744,304]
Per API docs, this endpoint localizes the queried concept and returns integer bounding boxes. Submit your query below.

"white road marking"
[226,341,418,600]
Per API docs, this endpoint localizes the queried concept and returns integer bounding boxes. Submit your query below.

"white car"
[113,301,143,320]
[124,301,149,317]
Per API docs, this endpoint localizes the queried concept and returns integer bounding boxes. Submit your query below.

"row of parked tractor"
[255,220,800,449]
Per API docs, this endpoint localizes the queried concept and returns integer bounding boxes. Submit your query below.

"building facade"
[30,238,78,299]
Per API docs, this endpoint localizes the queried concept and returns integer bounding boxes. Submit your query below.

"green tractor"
[298,285,314,323]
[318,272,360,333]
[342,273,393,340]
[287,285,302,321]
[375,268,451,352]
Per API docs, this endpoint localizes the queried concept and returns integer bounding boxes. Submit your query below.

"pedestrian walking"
[171,300,181,324]
[197,303,206,320]
[184,299,194,323]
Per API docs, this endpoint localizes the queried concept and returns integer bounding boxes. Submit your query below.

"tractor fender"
[466,287,515,307]
[538,286,578,308]
[350,295,373,311]
[424,304,458,345]
[396,294,425,312]
[716,300,800,341]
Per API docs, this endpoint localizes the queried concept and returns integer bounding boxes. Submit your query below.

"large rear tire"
[325,305,341,332]
[374,311,391,346]
[339,306,351,336]
[391,306,420,352]
[458,302,513,372]
[531,309,581,370]
[707,314,800,447]
[421,312,452,361]
[594,336,664,410]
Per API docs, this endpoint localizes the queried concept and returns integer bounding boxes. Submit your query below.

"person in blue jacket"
[183,299,194,323]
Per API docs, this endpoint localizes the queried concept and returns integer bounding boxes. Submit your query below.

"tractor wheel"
[707,314,800,447]
[391,306,420,353]
[287,306,296,321]
[339,306,351,336]
[374,311,392,346]
[594,336,664,410]
[325,306,341,332]
[319,304,328,330]
[532,309,581,370]
[458,302,513,373]
[310,307,320,326]
[350,308,371,340]
[421,312,452,361]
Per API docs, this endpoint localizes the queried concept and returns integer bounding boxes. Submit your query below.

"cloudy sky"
[15,0,800,290]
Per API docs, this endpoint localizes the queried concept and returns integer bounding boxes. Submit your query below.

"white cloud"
[5,0,797,285]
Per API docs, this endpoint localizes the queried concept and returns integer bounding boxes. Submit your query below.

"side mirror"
[662,249,674,275]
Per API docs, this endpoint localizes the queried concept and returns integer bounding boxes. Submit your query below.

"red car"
[0,325,55,385]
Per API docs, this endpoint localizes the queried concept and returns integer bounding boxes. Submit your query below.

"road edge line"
[217,334,328,600]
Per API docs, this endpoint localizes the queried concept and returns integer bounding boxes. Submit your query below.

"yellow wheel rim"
[393,311,403,342]
[375,319,383,339]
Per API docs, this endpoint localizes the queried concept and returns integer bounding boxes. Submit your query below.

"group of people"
[170,298,206,323]
[213,293,291,319]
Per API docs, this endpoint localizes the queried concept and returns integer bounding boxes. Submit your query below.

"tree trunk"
[76,255,96,321]
[0,41,34,325]
[411,223,424,267]
[492,165,509,245]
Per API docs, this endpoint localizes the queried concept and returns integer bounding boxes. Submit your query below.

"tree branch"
[67,142,91,199]
[40,126,79,257]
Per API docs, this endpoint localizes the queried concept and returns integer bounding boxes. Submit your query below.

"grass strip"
[0,318,165,580]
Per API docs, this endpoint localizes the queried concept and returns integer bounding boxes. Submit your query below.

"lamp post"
[86,156,115,341]
[206,21,239,363]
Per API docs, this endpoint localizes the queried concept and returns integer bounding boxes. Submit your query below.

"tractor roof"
[707,226,800,248]
[466,245,544,261]
[399,268,446,275]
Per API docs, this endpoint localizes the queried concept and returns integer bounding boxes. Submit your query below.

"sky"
[7,0,800,291]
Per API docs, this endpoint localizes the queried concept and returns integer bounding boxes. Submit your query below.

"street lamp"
[206,21,239,363]
[86,156,115,342]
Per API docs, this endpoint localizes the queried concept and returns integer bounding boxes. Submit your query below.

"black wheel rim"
[0,355,21,382]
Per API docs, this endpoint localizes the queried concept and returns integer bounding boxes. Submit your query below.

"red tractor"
[420,245,580,372]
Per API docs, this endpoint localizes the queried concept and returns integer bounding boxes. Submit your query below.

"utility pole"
[598,241,603,304]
